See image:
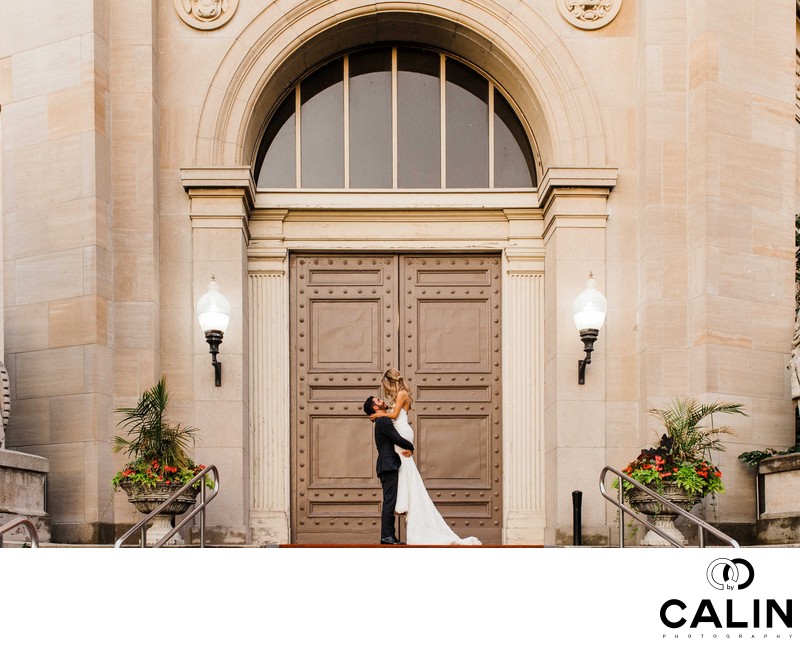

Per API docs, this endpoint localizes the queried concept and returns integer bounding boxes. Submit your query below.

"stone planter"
[627,481,701,546]
[756,453,800,545]
[0,449,51,544]
[120,482,198,546]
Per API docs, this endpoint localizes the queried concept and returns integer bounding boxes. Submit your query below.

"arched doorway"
[252,40,539,544]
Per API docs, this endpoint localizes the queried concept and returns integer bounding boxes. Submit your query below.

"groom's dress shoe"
[380,536,405,545]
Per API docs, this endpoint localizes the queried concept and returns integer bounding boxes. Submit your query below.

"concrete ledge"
[757,515,800,545]
[759,453,800,474]
[757,454,800,544]
[0,449,49,473]
[0,449,51,543]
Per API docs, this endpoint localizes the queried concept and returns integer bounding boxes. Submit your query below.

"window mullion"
[440,53,446,189]
[488,82,495,189]
[392,47,398,190]
[295,86,301,188]
[344,55,350,189]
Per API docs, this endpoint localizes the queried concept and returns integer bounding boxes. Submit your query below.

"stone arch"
[193,0,608,171]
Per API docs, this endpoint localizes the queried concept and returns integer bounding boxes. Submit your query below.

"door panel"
[291,253,502,544]
[292,255,396,543]
[400,256,503,541]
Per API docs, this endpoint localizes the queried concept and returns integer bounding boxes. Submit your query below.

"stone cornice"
[538,167,617,244]
[537,167,618,211]
[181,166,256,211]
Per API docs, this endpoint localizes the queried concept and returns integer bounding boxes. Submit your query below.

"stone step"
[4,540,799,548]
[0,540,271,548]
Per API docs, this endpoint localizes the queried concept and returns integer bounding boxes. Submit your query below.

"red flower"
[714,470,721,478]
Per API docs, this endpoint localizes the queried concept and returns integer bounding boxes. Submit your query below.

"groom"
[363,395,414,545]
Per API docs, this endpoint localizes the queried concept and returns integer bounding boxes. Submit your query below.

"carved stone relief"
[174,0,238,30]
[796,50,800,123]
[791,312,800,403]
[557,0,622,30]
[0,362,9,450]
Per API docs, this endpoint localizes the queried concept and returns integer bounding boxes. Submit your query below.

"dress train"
[391,409,481,546]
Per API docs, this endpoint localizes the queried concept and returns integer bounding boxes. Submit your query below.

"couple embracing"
[363,369,481,546]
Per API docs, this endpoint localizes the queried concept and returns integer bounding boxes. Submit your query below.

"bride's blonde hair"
[381,368,413,408]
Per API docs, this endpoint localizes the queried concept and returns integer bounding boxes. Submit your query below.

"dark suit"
[374,415,415,540]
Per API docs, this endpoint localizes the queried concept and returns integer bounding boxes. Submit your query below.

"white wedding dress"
[392,408,481,545]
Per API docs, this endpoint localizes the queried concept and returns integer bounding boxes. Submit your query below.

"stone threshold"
[279,543,544,548]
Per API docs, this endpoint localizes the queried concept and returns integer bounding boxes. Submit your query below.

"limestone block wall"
[1,2,115,543]
[540,0,796,544]
[107,0,163,526]
[662,1,794,533]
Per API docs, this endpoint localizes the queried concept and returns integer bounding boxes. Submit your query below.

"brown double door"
[290,254,502,544]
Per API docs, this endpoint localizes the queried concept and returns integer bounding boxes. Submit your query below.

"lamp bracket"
[578,328,599,385]
[204,330,224,387]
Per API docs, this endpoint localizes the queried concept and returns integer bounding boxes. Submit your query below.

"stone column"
[183,167,254,544]
[540,168,616,546]
[248,249,291,544]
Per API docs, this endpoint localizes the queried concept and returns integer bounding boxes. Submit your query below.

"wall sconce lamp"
[197,276,230,387]
[573,273,607,385]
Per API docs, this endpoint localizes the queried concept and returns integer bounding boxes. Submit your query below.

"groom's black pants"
[378,469,399,540]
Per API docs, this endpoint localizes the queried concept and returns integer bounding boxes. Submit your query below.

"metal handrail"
[599,466,739,548]
[114,464,220,549]
[0,517,40,548]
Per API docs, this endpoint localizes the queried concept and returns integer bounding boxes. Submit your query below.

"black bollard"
[572,490,583,546]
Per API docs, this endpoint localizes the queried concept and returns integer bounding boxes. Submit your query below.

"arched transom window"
[255,47,537,190]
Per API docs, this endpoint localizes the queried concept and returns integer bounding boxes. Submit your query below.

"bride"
[370,369,481,546]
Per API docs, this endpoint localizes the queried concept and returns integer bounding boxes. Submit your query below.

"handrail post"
[598,466,739,549]
[200,481,206,548]
[572,490,582,546]
[0,517,40,548]
[114,464,219,548]
[618,477,625,548]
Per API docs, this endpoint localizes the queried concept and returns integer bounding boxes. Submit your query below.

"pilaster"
[248,248,291,544]
[540,167,616,545]
[183,166,254,544]
[502,248,546,544]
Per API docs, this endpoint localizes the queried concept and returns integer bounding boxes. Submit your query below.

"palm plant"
[620,397,747,497]
[111,378,206,491]
[649,397,746,463]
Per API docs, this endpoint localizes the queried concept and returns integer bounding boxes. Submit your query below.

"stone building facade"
[0,0,797,545]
